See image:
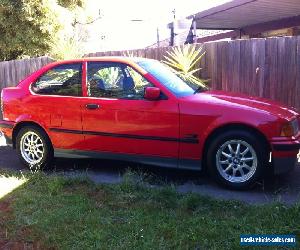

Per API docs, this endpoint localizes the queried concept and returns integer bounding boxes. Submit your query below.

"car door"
[30,63,85,150]
[81,61,179,158]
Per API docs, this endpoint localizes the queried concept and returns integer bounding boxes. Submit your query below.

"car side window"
[87,62,153,99]
[31,63,82,96]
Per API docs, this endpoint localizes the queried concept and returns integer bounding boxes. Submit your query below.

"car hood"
[184,90,299,120]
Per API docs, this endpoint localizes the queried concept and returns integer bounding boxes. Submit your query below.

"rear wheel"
[16,126,53,170]
[207,130,267,189]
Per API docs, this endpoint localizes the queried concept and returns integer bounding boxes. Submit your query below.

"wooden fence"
[87,36,300,109]
[0,56,54,90]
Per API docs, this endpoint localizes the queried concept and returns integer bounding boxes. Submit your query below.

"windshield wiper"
[194,86,203,94]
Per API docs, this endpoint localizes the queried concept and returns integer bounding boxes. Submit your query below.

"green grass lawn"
[0,170,299,249]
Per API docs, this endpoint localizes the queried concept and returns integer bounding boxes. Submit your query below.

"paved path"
[0,134,299,205]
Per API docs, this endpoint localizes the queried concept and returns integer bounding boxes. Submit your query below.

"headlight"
[280,119,299,137]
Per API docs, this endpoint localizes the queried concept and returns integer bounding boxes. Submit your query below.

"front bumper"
[272,156,297,175]
[271,135,300,175]
[0,120,15,146]
[272,143,300,151]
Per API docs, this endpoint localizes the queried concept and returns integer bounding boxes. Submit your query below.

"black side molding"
[50,127,199,144]
[54,148,202,170]
[50,128,82,134]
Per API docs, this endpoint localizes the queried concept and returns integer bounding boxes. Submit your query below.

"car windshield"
[137,60,205,97]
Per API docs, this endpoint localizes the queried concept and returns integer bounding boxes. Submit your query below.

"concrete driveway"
[0,134,299,205]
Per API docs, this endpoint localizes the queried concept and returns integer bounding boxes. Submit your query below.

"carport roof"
[174,0,300,30]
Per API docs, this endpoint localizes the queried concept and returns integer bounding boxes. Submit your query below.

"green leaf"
[162,44,207,88]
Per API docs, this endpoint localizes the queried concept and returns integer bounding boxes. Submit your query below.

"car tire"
[16,126,53,170]
[206,130,268,190]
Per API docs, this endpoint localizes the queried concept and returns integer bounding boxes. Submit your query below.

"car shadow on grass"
[50,157,300,205]
[1,140,299,205]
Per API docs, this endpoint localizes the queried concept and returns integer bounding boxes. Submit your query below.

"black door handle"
[86,104,100,110]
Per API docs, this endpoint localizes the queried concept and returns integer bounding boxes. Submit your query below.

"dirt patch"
[64,183,92,195]
[0,240,43,250]
[0,198,13,249]
[0,199,49,250]
[0,200,12,214]
[88,188,110,209]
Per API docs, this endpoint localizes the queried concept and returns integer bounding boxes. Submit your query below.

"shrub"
[163,44,207,88]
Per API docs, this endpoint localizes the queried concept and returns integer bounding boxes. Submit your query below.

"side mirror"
[144,87,161,100]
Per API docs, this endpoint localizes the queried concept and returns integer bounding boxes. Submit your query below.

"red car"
[0,57,299,189]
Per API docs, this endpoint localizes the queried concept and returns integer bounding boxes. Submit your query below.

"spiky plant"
[163,44,206,88]
[50,37,84,60]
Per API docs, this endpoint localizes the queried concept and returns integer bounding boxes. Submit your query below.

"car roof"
[43,56,155,76]
[51,56,155,65]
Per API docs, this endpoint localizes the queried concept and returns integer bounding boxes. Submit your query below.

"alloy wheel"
[20,131,45,165]
[216,139,257,183]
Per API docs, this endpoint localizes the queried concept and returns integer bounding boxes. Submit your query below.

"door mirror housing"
[144,87,161,100]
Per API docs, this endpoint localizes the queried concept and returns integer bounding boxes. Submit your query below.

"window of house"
[87,62,153,99]
[31,63,82,96]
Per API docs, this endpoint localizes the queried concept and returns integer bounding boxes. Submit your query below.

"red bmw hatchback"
[1,57,299,189]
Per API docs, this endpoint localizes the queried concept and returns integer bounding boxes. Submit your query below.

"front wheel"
[207,130,267,190]
[16,126,53,170]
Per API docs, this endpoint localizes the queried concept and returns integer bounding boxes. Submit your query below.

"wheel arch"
[12,121,51,149]
[202,123,271,169]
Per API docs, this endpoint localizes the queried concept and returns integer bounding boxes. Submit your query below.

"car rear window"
[31,63,82,96]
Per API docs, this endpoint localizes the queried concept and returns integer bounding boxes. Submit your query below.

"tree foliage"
[58,0,85,8]
[0,0,86,61]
